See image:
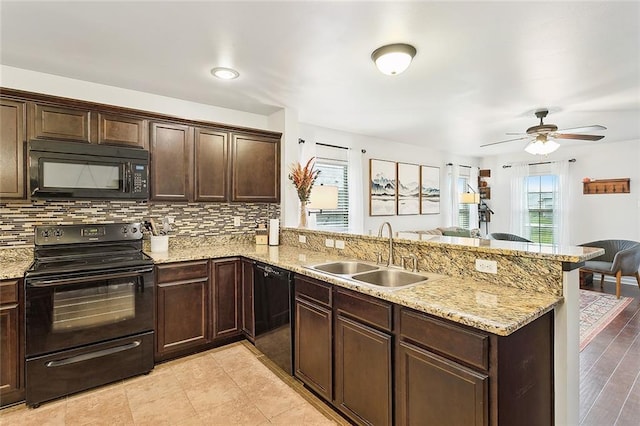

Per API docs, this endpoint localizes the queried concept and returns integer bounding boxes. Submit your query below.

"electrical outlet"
[475,259,498,274]
[299,235,307,244]
[325,238,335,248]
[166,216,175,224]
[233,216,241,227]
[335,240,345,249]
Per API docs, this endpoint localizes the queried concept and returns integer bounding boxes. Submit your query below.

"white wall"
[0,65,271,130]
[481,139,640,245]
[298,123,480,235]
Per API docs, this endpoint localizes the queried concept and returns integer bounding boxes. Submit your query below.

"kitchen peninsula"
[1,227,603,425]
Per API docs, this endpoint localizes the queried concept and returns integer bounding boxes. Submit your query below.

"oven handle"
[27,268,154,287]
[45,340,141,368]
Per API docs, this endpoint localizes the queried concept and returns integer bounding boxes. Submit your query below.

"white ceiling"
[1,1,639,157]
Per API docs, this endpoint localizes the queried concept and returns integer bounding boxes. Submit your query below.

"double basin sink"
[305,260,444,289]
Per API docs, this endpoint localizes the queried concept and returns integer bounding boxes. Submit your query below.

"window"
[526,175,557,244]
[457,176,470,228]
[313,145,349,231]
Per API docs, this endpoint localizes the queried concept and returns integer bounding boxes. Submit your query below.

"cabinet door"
[150,122,193,201]
[97,113,148,148]
[0,99,25,199]
[397,342,488,426]
[30,103,91,142]
[156,278,209,358]
[0,279,24,406]
[230,133,280,202]
[294,297,332,401]
[335,315,392,426]
[211,258,241,340]
[241,259,255,341]
[194,127,228,202]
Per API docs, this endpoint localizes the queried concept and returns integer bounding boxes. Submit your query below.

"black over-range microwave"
[29,140,149,200]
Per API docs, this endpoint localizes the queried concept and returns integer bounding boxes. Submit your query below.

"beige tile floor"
[0,342,348,425]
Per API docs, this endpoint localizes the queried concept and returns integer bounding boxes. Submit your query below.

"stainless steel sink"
[351,269,429,288]
[310,261,379,275]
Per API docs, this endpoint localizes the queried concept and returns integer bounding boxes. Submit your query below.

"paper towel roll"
[268,219,279,246]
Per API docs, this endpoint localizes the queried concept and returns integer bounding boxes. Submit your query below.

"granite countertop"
[147,243,562,336]
[0,247,34,280]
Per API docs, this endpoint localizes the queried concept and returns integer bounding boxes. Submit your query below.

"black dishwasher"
[253,262,294,374]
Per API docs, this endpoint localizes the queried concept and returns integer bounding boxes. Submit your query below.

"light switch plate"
[325,238,335,248]
[233,216,241,226]
[299,235,307,243]
[335,240,345,249]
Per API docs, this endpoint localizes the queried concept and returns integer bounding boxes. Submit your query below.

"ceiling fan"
[481,109,606,155]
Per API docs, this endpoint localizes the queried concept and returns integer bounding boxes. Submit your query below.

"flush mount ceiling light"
[210,67,239,80]
[524,134,560,155]
[371,43,417,75]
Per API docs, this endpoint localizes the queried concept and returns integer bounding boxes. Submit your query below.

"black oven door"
[25,266,154,357]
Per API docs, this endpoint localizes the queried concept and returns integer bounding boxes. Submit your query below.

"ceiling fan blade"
[480,136,529,147]
[555,125,606,133]
[505,132,527,135]
[554,133,605,141]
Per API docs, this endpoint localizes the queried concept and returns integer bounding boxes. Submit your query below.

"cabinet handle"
[45,340,141,367]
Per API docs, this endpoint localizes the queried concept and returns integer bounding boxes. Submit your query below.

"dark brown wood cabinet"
[0,279,24,406]
[150,121,193,201]
[0,99,25,199]
[210,258,241,340]
[155,261,210,360]
[397,341,488,425]
[334,289,393,426]
[29,103,91,143]
[241,259,255,341]
[97,113,148,148]
[230,132,280,202]
[194,127,228,202]
[294,276,333,401]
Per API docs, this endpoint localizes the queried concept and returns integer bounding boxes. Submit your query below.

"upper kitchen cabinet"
[97,113,148,149]
[0,99,26,199]
[28,103,92,143]
[194,127,228,202]
[150,121,193,201]
[230,133,280,203]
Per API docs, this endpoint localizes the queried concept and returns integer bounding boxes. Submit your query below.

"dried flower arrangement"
[288,157,320,203]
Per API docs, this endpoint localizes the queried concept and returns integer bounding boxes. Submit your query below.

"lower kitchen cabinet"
[155,261,210,361]
[0,279,24,406]
[210,258,241,340]
[294,276,333,401]
[397,341,488,425]
[334,289,393,426]
[241,259,255,341]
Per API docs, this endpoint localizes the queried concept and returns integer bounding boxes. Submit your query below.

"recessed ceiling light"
[371,43,417,75]
[210,67,239,80]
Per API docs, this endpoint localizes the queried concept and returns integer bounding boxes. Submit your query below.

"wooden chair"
[579,240,640,299]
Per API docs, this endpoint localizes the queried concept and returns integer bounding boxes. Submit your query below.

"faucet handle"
[402,254,419,272]
[375,251,384,265]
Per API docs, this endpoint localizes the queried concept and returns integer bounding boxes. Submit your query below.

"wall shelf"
[583,178,630,195]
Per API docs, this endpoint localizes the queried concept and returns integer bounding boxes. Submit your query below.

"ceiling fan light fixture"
[371,43,416,75]
[210,67,239,80]
[525,138,560,155]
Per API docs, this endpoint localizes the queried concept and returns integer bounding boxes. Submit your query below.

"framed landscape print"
[397,163,420,215]
[369,159,397,216]
[420,165,440,214]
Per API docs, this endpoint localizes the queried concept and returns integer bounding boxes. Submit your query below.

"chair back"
[488,233,532,242]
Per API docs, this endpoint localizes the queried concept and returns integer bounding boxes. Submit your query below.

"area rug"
[580,289,633,351]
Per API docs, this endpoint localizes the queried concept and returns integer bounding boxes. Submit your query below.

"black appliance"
[253,262,294,375]
[28,139,149,199]
[24,223,155,407]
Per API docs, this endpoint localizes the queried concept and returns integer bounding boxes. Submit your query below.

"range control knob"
[131,227,138,234]
[41,229,50,238]
[122,226,129,234]
[53,229,63,238]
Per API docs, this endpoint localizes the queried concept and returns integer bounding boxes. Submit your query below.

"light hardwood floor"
[580,279,640,425]
[0,342,347,425]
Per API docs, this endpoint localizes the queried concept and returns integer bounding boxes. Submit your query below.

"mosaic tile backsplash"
[0,200,279,247]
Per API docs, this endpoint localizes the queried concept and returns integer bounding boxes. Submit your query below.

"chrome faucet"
[377,222,394,267]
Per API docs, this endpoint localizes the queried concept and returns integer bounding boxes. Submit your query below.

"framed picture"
[369,159,397,216]
[420,165,440,214]
[397,163,420,215]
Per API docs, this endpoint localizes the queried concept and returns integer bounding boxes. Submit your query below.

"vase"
[299,202,308,228]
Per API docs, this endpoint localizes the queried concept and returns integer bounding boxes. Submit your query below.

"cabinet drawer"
[399,308,489,371]
[336,288,392,332]
[295,276,332,307]
[156,261,209,283]
[0,279,19,304]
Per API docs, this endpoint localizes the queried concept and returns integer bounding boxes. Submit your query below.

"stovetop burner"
[27,223,154,278]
